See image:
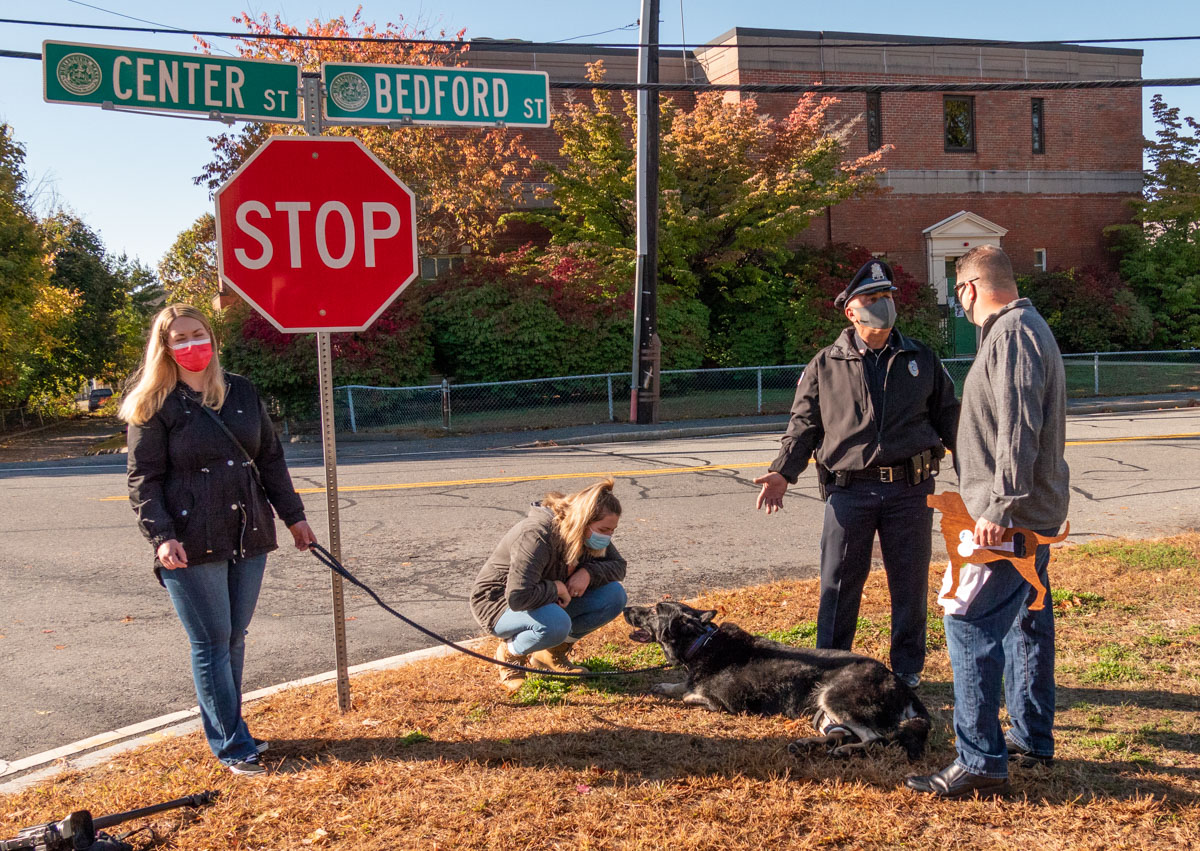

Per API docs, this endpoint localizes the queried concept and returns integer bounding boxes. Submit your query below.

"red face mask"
[170,338,213,373]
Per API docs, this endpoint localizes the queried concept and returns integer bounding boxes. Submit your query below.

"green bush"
[1017,267,1154,353]
[221,300,433,419]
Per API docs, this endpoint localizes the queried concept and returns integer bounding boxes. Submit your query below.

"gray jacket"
[470,504,627,632]
[957,299,1069,529]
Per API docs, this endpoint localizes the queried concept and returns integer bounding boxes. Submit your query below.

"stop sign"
[215,136,418,333]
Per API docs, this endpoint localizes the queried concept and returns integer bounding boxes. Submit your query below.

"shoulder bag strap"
[192,396,265,490]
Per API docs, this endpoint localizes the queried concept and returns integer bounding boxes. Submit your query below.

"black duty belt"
[847,464,908,483]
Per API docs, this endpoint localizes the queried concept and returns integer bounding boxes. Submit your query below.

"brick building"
[467,29,1144,355]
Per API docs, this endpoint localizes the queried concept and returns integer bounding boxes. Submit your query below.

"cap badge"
[908,360,919,377]
[871,262,884,281]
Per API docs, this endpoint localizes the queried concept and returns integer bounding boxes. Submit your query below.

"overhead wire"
[3,16,1200,51]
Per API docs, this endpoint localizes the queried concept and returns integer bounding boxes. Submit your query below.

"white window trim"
[1034,248,1047,272]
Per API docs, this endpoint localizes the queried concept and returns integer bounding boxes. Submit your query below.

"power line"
[62,0,186,32]
[550,21,639,44]
[3,16,1200,51]
[550,77,1200,94]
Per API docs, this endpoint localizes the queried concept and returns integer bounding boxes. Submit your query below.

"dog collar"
[682,626,717,662]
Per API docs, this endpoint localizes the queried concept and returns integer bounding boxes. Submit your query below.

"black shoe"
[905,762,1010,799]
[254,738,270,754]
[229,756,268,777]
[897,672,921,689]
[1005,731,1053,767]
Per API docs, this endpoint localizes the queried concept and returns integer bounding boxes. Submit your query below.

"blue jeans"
[944,537,1056,777]
[493,581,627,655]
[161,554,267,766]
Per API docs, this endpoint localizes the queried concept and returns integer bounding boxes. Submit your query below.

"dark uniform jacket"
[470,504,627,632]
[769,327,960,483]
[127,373,307,575]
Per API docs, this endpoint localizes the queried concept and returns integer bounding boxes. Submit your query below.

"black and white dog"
[624,601,931,759]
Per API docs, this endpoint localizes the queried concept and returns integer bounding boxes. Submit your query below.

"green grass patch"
[1082,660,1144,683]
[397,730,432,746]
[1052,588,1106,615]
[512,674,572,705]
[1074,541,1196,571]
[761,621,818,646]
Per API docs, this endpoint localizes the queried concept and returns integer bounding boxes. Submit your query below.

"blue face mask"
[586,532,612,550]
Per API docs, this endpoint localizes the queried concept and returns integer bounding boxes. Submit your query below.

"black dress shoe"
[905,762,1011,799]
[1005,731,1053,767]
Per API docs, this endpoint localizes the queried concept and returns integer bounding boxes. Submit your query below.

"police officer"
[754,260,959,687]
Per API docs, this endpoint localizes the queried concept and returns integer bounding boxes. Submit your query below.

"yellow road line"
[97,431,1200,501]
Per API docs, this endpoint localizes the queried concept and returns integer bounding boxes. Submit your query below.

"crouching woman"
[470,479,628,691]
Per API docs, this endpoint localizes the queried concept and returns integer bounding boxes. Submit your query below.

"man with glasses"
[754,259,959,690]
[906,244,1069,799]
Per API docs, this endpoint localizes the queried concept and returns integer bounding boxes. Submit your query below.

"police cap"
[835,259,898,309]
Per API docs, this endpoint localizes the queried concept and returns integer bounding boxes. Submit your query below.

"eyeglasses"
[954,276,980,299]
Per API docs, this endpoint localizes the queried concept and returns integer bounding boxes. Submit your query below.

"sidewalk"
[1,392,1196,473]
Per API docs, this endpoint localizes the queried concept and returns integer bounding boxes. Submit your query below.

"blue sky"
[2,0,1198,268]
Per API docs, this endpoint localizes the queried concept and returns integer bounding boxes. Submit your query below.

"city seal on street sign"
[214,136,419,333]
[55,52,103,95]
[43,40,303,123]
[320,62,551,128]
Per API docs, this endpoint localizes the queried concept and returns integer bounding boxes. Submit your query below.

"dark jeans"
[161,554,267,766]
[817,474,935,674]
[944,538,1056,777]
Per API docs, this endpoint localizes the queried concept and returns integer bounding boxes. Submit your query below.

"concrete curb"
[0,637,490,795]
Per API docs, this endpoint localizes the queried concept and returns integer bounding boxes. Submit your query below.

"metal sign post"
[303,73,352,713]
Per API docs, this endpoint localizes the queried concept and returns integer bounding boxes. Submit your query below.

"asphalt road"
[2,407,1198,765]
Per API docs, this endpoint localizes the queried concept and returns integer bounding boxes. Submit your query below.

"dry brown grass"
[3,535,1199,849]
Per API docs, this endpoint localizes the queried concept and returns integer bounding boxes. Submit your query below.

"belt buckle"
[880,467,895,483]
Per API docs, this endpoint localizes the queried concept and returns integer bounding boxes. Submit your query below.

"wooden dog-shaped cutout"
[927,491,1068,611]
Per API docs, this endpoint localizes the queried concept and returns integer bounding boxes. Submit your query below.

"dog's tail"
[892,693,932,761]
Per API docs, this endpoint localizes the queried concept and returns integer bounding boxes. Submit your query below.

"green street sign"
[43,40,302,122]
[321,62,550,128]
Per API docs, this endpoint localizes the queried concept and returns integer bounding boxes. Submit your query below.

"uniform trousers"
[817,474,935,675]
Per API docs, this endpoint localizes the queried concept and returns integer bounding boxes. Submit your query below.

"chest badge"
[908,360,919,377]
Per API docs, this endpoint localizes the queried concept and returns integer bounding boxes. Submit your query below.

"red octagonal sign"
[215,136,418,333]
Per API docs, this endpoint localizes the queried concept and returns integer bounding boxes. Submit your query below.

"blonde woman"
[121,304,316,777]
[470,479,627,691]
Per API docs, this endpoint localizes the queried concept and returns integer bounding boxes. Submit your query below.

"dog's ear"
[699,610,717,624]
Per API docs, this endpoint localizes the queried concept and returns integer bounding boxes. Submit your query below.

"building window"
[866,91,882,152]
[1034,249,1047,272]
[944,96,975,152]
[1031,98,1045,155]
[420,256,465,279]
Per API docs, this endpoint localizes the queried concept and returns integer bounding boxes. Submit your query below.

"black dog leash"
[307,543,671,678]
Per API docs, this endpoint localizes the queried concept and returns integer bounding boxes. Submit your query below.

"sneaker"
[897,672,921,689]
[1005,731,1053,767]
[229,756,268,776]
[254,738,270,754]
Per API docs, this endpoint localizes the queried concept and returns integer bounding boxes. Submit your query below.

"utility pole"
[630,0,661,423]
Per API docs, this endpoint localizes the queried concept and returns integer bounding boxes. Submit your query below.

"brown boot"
[495,641,528,692]
[528,641,586,672]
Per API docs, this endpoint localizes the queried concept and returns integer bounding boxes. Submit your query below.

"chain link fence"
[334,349,1199,435]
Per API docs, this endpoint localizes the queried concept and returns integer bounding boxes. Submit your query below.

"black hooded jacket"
[126,372,306,575]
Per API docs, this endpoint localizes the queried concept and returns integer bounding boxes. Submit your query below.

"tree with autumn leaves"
[169,12,918,411]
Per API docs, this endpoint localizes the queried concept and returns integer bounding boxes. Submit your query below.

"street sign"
[43,40,302,122]
[321,62,550,127]
[214,136,419,333]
